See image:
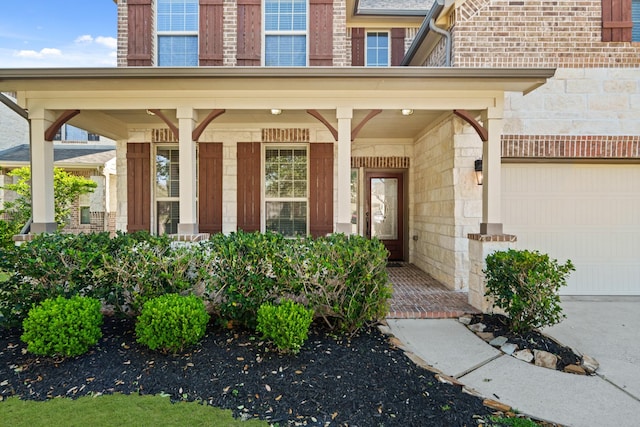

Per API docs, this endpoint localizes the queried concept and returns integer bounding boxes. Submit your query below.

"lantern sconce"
[474,159,483,185]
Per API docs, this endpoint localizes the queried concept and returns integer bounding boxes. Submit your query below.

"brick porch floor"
[387,263,480,319]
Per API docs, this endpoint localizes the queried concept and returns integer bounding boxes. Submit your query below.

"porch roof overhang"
[0,67,555,141]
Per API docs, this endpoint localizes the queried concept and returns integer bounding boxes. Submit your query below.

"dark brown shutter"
[127,143,151,232]
[309,0,334,66]
[198,143,223,233]
[237,0,262,66]
[351,28,365,66]
[602,0,633,42]
[127,0,153,66]
[309,143,334,237]
[199,0,224,65]
[237,142,261,231]
[391,28,406,66]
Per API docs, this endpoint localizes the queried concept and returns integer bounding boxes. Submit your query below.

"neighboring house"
[0,0,636,309]
[0,94,117,234]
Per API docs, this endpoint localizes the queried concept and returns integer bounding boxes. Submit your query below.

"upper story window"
[633,0,640,41]
[264,0,308,66]
[366,32,389,67]
[157,0,199,66]
[53,124,100,142]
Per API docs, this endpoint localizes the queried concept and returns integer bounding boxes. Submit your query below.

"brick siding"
[502,135,640,159]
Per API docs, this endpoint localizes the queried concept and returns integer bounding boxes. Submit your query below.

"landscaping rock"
[476,332,495,342]
[534,350,558,369]
[582,354,599,374]
[500,343,518,356]
[564,364,587,375]
[458,315,473,325]
[469,322,486,333]
[513,349,534,363]
[489,336,508,347]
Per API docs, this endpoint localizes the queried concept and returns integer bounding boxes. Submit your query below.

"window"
[79,193,91,225]
[156,147,180,234]
[265,147,307,236]
[366,32,389,67]
[264,0,307,66]
[53,125,100,142]
[157,0,199,66]
[633,0,640,42]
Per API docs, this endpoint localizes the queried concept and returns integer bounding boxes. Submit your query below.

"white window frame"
[365,30,390,67]
[262,0,309,66]
[261,144,310,236]
[156,0,199,66]
[154,145,180,235]
[78,193,91,225]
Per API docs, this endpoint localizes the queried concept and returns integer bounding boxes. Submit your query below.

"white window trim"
[262,0,309,66]
[261,144,310,236]
[154,145,180,235]
[155,0,199,67]
[365,30,390,67]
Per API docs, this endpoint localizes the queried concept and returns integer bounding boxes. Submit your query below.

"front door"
[366,172,404,260]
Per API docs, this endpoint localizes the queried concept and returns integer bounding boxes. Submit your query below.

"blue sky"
[0,1,117,68]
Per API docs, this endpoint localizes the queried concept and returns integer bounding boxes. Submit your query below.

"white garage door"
[502,163,640,295]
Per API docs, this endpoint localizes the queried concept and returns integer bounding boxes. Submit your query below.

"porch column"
[335,107,353,234]
[177,107,198,234]
[29,108,56,233]
[480,107,504,235]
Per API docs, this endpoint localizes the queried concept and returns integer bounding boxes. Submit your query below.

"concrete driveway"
[544,296,640,401]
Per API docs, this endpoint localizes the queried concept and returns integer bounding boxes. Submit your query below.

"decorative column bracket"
[453,109,488,142]
[148,109,179,141]
[44,110,80,141]
[192,109,225,141]
[306,109,383,142]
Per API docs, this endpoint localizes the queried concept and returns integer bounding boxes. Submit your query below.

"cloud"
[95,36,117,50]
[16,48,63,58]
[75,35,94,44]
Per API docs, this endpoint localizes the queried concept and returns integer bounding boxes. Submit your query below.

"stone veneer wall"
[410,117,482,291]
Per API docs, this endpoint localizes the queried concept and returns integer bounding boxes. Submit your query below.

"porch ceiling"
[0,67,555,141]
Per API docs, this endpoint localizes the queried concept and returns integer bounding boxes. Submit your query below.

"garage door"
[502,163,640,295]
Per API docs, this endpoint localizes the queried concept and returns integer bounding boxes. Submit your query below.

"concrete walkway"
[386,297,640,427]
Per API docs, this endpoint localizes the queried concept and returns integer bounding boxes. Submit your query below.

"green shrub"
[135,294,210,353]
[484,249,575,333]
[257,299,314,354]
[21,296,103,357]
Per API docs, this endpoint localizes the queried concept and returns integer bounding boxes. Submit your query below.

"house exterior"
[0,0,637,308]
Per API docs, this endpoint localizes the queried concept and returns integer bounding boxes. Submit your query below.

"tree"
[0,167,97,245]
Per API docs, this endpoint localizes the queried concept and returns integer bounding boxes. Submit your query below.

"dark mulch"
[469,314,581,371]
[1,317,500,426]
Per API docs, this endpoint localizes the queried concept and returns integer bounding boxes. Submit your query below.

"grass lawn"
[0,394,269,427]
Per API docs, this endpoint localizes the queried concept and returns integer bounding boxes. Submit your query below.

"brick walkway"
[387,263,480,319]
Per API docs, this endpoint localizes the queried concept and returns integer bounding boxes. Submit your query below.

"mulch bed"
[469,314,582,371]
[1,317,505,426]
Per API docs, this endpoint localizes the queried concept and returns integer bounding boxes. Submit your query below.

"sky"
[0,1,117,68]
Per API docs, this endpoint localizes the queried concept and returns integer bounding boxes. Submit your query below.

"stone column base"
[467,233,517,312]
[31,222,57,233]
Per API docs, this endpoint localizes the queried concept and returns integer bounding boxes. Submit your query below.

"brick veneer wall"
[502,135,640,159]
[117,0,128,67]
[452,0,640,68]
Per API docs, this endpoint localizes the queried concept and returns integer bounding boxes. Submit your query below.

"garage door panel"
[503,164,640,295]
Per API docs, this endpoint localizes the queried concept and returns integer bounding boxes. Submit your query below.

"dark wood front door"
[366,172,404,260]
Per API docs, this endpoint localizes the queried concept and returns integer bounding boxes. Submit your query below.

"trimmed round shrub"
[135,294,210,353]
[21,296,103,357]
[256,299,314,354]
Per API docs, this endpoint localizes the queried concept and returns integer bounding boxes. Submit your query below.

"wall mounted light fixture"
[474,159,483,185]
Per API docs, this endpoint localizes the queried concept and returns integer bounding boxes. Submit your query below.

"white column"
[335,107,353,234]
[29,108,56,233]
[177,107,198,234]
[480,107,504,235]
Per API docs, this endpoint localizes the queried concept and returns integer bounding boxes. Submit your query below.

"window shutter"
[602,0,633,42]
[237,142,261,231]
[237,0,262,66]
[127,0,153,66]
[198,143,223,233]
[351,28,365,66]
[309,143,334,237]
[391,28,406,66]
[127,143,151,232]
[309,0,334,66]
[199,0,224,65]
